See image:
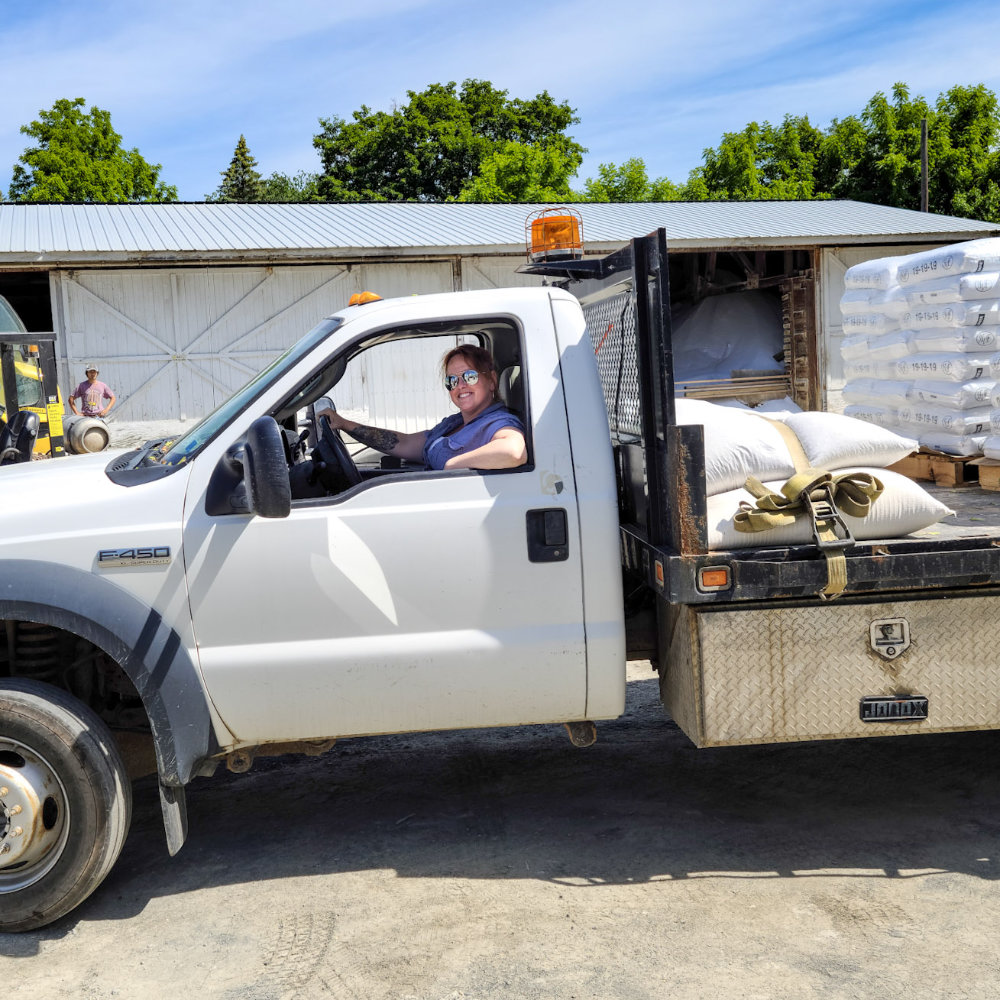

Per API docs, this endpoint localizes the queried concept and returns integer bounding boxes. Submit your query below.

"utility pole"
[920,118,929,212]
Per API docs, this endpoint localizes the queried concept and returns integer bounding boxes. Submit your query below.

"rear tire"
[0,678,132,932]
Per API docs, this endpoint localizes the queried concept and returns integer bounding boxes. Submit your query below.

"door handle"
[526,508,569,562]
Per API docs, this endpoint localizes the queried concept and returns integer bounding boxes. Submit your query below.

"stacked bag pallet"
[839,238,1000,458]
[675,397,953,549]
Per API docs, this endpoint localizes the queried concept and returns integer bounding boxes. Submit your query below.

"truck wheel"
[0,678,132,932]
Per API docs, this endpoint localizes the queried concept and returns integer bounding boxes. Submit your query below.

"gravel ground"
[4,662,1000,999]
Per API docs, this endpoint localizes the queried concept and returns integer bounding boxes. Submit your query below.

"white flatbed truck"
[3,231,1000,931]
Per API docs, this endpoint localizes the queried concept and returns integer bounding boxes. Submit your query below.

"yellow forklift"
[0,295,65,461]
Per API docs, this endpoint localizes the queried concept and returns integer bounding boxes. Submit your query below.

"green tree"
[260,170,322,203]
[685,83,1000,221]
[928,84,1000,221]
[208,135,264,202]
[817,83,932,207]
[814,83,1000,220]
[8,97,176,203]
[313,80,584,202]
[457,141,577,202]
[582,157,683,201]
[697,115,825,200]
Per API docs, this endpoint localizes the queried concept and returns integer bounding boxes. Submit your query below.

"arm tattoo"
[347,424,400,454]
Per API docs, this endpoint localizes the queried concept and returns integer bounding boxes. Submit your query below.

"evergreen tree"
[210,135,264,202]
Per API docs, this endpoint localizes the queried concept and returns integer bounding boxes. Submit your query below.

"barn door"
[51,263,453,423]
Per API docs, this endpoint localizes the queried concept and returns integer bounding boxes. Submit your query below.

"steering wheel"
[316,413,362,490]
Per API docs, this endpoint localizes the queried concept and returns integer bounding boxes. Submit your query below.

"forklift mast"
[0,333,66,457]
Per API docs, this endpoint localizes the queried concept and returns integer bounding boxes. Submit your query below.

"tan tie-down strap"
[734,464,884,599]
[762,416,810,474]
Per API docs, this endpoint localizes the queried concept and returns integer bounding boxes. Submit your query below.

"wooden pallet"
[887,450,981,488]
[971,459,1000,492]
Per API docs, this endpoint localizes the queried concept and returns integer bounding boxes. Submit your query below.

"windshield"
[155,316,344,467]
[0,295,27,334]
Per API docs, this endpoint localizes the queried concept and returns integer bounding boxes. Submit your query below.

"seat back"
[2,410,39,464]
[497,365,524,417]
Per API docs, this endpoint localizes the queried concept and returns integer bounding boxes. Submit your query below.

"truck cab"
[168,286,626,742]
[0,285,625,931]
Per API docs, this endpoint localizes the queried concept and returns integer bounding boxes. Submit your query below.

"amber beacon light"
[526,207,584,264]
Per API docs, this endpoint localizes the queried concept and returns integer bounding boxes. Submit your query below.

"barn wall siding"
[50,261,460,423]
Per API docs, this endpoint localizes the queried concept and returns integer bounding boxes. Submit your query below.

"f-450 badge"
[869,618,910,660]
[98,546,171,569]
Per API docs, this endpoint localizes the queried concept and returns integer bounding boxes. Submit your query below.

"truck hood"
[0,450,176,521]
[0,449,122,490]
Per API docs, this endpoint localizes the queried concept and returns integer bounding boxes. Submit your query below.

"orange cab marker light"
[699,566,731,591]
[349,291,382,306]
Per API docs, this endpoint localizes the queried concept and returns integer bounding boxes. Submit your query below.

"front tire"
[0,678,132,932]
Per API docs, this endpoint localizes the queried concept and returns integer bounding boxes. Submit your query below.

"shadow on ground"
[6,671,1000,952]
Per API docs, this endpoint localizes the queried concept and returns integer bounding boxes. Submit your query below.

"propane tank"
[64,415,110,454]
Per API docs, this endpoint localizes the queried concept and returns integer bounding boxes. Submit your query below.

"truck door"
[183,299,588,742]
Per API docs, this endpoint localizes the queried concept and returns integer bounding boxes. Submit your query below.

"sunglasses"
[444,369,484,391]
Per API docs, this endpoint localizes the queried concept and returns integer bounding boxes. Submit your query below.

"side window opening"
[280,318,530,503]
[334,331,477,466]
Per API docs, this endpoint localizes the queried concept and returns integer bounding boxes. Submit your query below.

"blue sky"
[3,0,1000,201]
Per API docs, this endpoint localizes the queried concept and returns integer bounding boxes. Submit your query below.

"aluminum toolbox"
[659,591,1000,747]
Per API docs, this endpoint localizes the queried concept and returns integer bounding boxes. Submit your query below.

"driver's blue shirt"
[422,403,525,470]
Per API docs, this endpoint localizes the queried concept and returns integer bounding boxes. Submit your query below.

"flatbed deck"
[916,482,1000,538]
[622,480,1000,605]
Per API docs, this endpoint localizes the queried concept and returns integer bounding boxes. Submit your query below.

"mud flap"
[159,782,188,856]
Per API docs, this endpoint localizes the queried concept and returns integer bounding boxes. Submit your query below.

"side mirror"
[243,417,291,518]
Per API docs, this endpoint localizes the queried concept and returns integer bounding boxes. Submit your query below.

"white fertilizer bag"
[841,312,901,335]
[894,353,995,382]
[781,411,917,469]
[842,379,912,408]
[753,397,803,415]
[839,331,914,362]
[705,467,953,551]
[917,431,988,456]
[839,286,909,317]
[843,403,901,428]
[896,238,1000,286]
[675,400,917,496]
[673,398,795,495]
[843,359,906,381]
[841,378,877,403]
[984,435,1000,460]
[897,404,990,437]
[901,300,1000,330]
[912,379,996,409]
[905,271,1000,305]
[843,255,904,291]
[911,327,999,353]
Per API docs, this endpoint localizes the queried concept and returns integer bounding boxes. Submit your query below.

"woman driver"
[317,345,527,470]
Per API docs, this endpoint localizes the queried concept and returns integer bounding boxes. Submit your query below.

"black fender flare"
[0,560,218,853]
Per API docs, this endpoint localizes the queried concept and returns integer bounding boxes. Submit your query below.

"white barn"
[0,201,997,437]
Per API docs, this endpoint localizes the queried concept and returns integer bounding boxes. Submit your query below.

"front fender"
[0,561,216,785]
